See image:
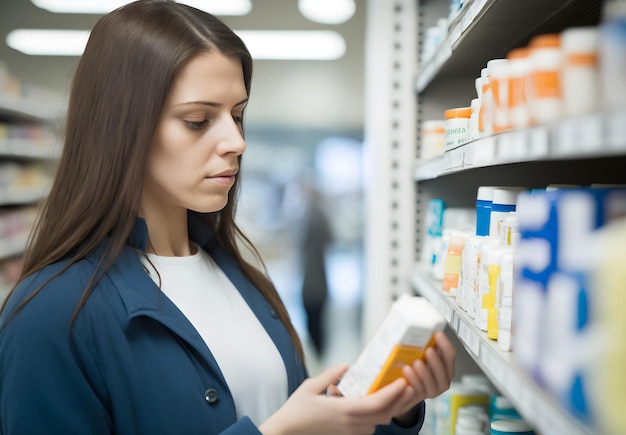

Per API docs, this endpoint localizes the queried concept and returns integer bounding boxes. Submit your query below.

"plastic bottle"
[469,98,480,141]
[448,383,491,435]
[421,120,447,160]
[459,235,484,315]
[489,395,520,421]
[476,186,496,237]
[445,107,471,150]
[506,47,531,128]
[443,231,469,294]
[599,0,626,110]
[488,59,510,133]
[497,250,515,351]
[490,418,535,435]
[475,240,502,331]
[478,67,491,136]
[489,188,525,239]
[528,33,563,124]
[561,27,601,116]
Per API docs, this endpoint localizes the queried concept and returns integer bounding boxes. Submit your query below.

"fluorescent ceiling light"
[6,29,90,56]
[236,30,346,60]
[30,0,252,15]
[298,0,355,24]
[6,29,346,60]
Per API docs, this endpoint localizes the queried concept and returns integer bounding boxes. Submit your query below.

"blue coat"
[0,216,424,434]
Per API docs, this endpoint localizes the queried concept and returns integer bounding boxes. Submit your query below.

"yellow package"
[337,294,447,397]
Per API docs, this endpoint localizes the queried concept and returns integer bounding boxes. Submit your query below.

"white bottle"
[528,33,563,124]
[561,27,601,116]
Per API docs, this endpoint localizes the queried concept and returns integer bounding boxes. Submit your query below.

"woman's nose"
[217,115,246,155]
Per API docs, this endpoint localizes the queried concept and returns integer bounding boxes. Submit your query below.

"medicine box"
[337,294,446,398]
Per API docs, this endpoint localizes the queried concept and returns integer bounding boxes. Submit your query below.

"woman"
[0,1,456,433]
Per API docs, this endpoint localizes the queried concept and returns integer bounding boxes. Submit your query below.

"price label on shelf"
[449,24,463,46]
[473,137,496,167]
[496,133,515,162]
[444,302,453,323]
[607,110,626,151]
[528,126,549,158]
[449,147,464,169]
[509,129,528,159]
[462,141,475,168]
[555,116,603,155]
[452,313,460,332]
[457,321,480,356]
[480,347,505,386]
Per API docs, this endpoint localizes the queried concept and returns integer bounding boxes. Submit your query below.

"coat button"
[270,308,279,318]
[204,388,219,404]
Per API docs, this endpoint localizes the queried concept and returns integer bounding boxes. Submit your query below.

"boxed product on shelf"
[513,186,626,424]
[587,217,626,435]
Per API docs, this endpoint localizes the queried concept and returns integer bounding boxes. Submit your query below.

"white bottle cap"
[492,187,526,206]
[561,26,599,54]
[491,418,534,431]
[477,186,497,201]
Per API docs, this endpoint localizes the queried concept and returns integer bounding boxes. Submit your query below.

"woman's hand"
[328,331,456,428]
[259,364,410,435]
[391,331,457,425]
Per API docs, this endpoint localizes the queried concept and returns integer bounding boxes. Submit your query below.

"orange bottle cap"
[507,47,530,60]
[529,33,561,48]
[445,107,471,119]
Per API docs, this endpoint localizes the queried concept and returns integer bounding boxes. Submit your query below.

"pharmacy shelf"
[0,185,49,206]
[0,232,28,262]
[0,138,60,160]
[416,0,601,92]
[0,94,62,122]
[414,111,626,181]
[411,263,593,435]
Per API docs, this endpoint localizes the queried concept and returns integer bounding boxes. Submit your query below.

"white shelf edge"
[411,263,593,435]
[0,232,28,262]
[414,111,626,181]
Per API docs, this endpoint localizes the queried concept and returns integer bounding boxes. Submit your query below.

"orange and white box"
[337,295,446,398]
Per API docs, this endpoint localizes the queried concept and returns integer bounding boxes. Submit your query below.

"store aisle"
[265,249,364,377]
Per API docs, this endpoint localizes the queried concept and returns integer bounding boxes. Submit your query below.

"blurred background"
[0,0,368,373]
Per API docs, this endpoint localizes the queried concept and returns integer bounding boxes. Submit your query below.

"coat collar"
[106,215,305,394]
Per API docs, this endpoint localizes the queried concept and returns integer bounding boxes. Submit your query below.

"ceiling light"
[6,29,90,56]
[236,30,346,60]
[298,0,356,25]
[6,29,346,60]
[30,0,252,15]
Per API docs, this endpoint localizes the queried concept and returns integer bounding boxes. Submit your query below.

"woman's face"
[142,51,247,216]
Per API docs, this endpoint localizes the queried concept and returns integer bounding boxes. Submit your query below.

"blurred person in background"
[0,1,456,434]
[299,175,333,359]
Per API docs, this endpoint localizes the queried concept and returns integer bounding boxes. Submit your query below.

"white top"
[139,245,288,426]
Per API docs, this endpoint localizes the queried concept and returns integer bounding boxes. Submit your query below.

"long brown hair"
[1,0,303,359]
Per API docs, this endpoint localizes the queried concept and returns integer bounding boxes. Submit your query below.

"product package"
[337,294,446,398]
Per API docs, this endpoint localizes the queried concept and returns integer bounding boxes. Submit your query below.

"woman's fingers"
[326,384,342,397]
[304,364,349,394]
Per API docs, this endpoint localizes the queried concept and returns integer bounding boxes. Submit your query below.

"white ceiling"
[0,0,367,130]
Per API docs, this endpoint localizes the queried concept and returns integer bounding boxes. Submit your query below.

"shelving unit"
[406,0,625,434]
[414,110,626,181]
[412,264,593,435]
[0,84,61,302]
[363,0,624,434]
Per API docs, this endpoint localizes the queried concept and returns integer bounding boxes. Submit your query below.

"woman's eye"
[184,119,208,130]
[232,114,243,125]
